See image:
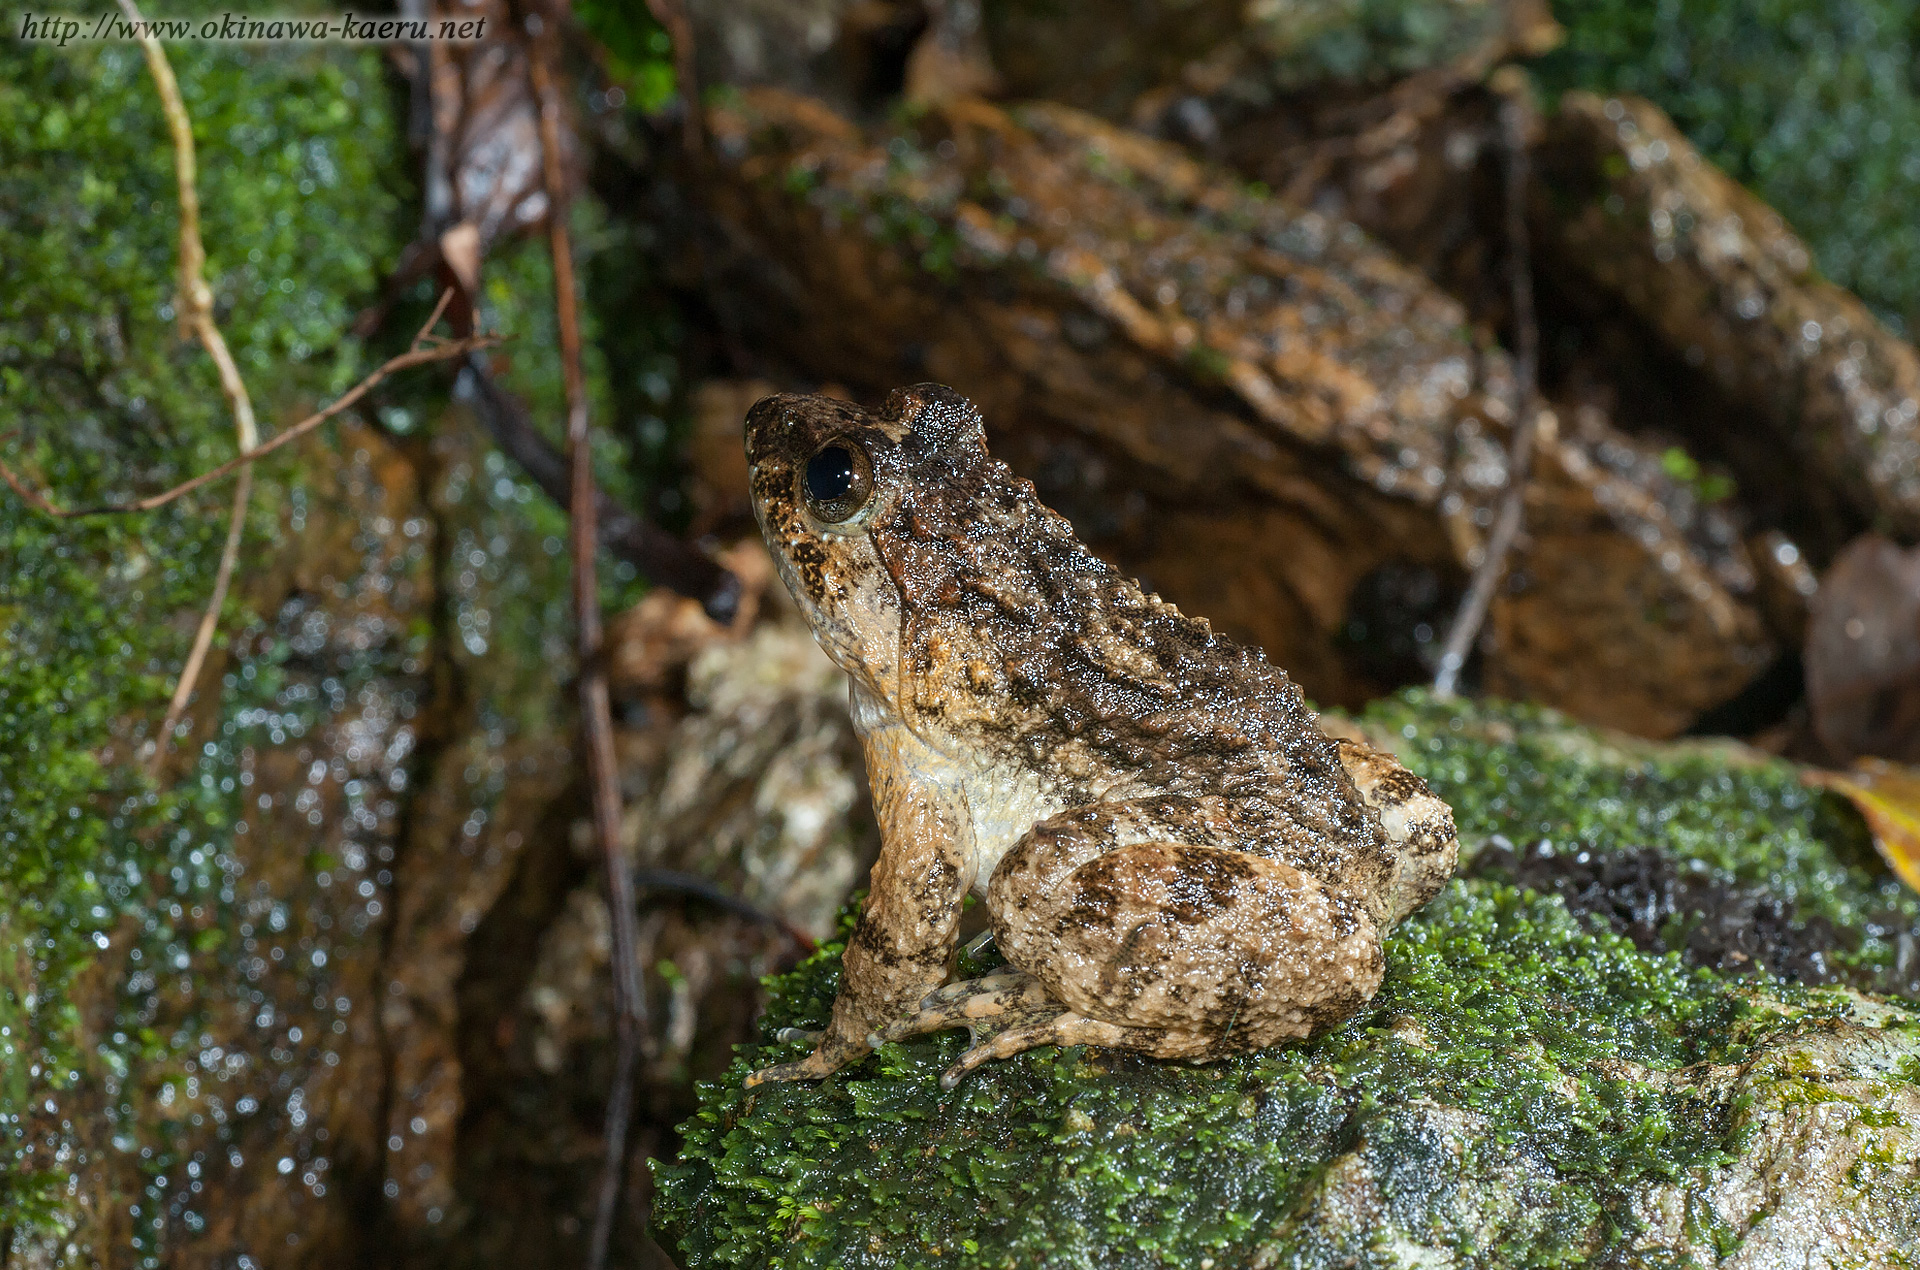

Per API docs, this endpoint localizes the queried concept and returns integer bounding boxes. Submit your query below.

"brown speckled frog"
[744,384,1457,1089]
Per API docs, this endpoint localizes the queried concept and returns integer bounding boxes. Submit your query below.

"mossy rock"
[653,695,1920,1268]
[1540,0,1920,338]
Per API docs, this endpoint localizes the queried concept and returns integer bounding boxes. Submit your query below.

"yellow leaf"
[1803,759,1920,895]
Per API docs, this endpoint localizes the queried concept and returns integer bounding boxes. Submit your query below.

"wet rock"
[1269,996,1920,1268]
[657,696,1920,1268]
[49,413,596,1267]
[689,88,1771,732]
[1627,1006,1920,1267]
[104,423,448,1265]
[1533,92,1920,548]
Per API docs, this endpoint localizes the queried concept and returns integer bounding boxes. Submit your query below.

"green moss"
[657,886,1796,1268]
[572,0,677,114]
[654,697,1917,1268]
[1369,692,1919,983]
[1538,0,1920,336]
[0,19,402,1252]
[1247,0,1513,89]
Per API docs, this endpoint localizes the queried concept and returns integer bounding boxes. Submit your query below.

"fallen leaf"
[437,220,482,294]
[1803,758,1920,895]
[1805,534,1920,763]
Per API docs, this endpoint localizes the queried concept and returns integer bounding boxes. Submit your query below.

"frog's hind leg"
[746,1029,875,1086]
[871,972,1052,1037]
[869,968,1056,1049]
[989,797,1386,1049]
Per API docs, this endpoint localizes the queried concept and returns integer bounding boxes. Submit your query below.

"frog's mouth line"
[756,485,916,725]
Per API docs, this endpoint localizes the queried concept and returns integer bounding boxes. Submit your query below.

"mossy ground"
[1373,694,1920,980]
[654,694,1919,1269]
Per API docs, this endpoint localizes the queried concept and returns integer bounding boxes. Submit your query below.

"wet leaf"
[1803,760,1920,895]
[401,0,581,293]
[1804,535,1920,763]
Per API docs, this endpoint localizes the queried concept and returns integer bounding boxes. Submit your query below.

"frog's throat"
[848,675,950,756]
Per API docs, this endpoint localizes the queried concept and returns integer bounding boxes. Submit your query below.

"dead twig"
[523,34,644,1270]
[643,0,703,155]
[0,303,494,520]
[112,0,258,778]
[456,357,742,622]
[631,869,817,953]
[1433,86,1540,699]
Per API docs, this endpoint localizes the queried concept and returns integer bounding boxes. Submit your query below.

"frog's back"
[871,443,1371,847]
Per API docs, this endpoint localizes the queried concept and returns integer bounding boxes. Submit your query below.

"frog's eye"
[801,439,874,524]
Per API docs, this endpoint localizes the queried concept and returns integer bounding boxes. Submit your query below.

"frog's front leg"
[746,712,974,1086]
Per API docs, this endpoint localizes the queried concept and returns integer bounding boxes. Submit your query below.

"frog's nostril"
[806,445,856,501]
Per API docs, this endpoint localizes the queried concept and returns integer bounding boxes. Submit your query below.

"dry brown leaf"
[1803,758,1920,895]
[426,0,580,254]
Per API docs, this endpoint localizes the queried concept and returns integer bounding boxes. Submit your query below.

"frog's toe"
[771,1027,823,1044]
[938,1012,1131,1088]
[745,1031,867,1086]
[744,1054,831,1087]
[874,970,1054,1045]
[940,1013,1227,1087]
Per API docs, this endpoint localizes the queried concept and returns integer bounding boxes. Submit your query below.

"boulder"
[688,89,1773,731]
[656,695,1920,1268]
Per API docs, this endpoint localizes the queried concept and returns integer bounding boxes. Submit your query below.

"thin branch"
[632,869,817,953]
[643,0,704,155]
[1433,89,1540,699]
[0,326,498,519]
[114,0,258,779]
[457,355,742,623]
[524,36,645,1270]
[156,470,251,778]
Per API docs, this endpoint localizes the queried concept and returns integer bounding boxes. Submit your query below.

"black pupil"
[806,445,856,504]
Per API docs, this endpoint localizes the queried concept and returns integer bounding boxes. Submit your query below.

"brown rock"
[1535,93,1920,546]
[990,0,1558,126]
[688,88,1771,732]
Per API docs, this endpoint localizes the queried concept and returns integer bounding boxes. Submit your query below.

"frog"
[743,383,1458,1090]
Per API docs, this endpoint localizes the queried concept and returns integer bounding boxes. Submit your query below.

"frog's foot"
[935,1013,1215,1089]
[868,969,1056,1048]
[1334,738,1458,925]
[772,1027,822,1044]
[870,971,1200,1089]
[744,1028,869,1087]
